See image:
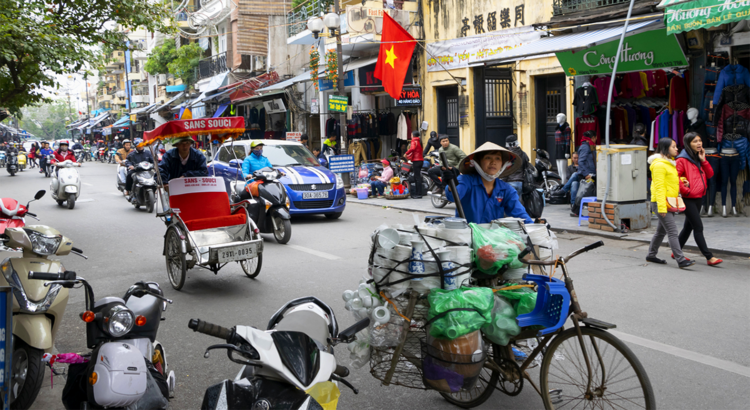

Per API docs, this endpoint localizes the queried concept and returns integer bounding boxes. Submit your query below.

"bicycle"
[437,241,655,409]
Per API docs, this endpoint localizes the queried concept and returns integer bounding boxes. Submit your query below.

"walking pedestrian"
[646,138,696,268]
[28,142,38,168]
[405,130,424,199]
[676,132,723,266]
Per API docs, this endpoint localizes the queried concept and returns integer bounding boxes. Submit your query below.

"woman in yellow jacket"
[647,138,696,268]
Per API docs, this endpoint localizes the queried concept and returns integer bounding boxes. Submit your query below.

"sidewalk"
[348,195,750,257]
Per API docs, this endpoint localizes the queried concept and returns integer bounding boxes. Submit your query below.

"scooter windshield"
[259,183,284,206]
[270,331,321,387]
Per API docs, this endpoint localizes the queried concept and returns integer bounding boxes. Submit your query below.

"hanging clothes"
[397,113,409,142]
[628,72,645,99]
[575,116,599,147]
[573,85,599,115]
[593,77,613,104]
[555,122,572,159]
[653,70,668,97]
[712,84,750,121]
[717,103,750,142]
[713,64,750,106]
[668,75,688,114]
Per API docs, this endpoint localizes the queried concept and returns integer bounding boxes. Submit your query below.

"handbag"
[666,197,685,213]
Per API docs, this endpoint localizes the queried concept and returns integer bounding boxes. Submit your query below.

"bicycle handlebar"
[522,241,605,266]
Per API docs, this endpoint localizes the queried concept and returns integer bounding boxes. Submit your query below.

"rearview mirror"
[34,190,46,200]
[229,159,242,169]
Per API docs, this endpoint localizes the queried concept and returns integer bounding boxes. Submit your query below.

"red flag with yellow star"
[374,12,416,99]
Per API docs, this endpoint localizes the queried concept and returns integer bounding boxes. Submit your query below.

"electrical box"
[595,145,648,202]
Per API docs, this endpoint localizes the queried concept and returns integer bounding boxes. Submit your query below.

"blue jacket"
[719,135,749,171]
[577,142,596,177]
[158,147,208,183]
[445,173,533,224]
[713,64,750,106]
[241,152,273,179]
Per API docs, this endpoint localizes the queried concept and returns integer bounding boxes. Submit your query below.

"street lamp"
[323,12,340,34]
[307,17,324,38]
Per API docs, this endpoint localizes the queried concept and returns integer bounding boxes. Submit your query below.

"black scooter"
[6,151,19,176]
[232,167,292,244]
[533,148,563,198]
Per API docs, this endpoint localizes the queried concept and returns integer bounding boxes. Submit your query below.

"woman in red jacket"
[404,130,425,198]
[676,132,722,266]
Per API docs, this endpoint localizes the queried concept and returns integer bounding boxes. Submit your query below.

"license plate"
[303,191,329,199]
[217,244,256,263]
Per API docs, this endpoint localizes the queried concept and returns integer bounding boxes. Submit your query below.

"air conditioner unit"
[263,99,286,114]
[157,74,167,85]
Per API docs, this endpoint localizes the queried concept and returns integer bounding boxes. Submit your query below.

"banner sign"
[346,5,410,36]
[425,26,542,72]
[555,29,687,77]
[665,0,750,35]
[328,155,355,173]
[359,63,413,93]
[142,117,245,146]
[286,132,302,142]
[396,87,422,106]
[318,70,356,91]
[328,95,348,113]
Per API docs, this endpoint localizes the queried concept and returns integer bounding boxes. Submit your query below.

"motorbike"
[18,151,27,171]
[27,272,176,409]
[0,149,6,167]
[43,153,55,178]
[0,223,85,408]
[189,296,370,410]
[108,147,117,164]
[231,167,292,244]
[1,190,45,235]
[50,159,81,209]
[388,150,430,197]
[98,147,107,163]
[425,152,452,208]
[6,150,19,176]
[73,148,84,163]
[128,161,158,213]
[532,148,563,198]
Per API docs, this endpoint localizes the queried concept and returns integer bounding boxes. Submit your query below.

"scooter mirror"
[338,318,370,341]
[34,190,46,200]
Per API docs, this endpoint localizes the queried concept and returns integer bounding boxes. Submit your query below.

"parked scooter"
[50,159,81,209]
[6,150,19,176]
[0,224,85,408]
[128,161,158,213]
[388,150,430,195]
[532,148,563,198]
[27,273,176,409]
[231,167,292,244]
[189,297,369,410]
[0,190,45,235]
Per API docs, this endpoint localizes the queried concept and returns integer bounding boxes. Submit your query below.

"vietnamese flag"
[374,12,416,99]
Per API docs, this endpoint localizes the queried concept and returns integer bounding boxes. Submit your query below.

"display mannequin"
[686,107,710,147]
[554,113,571,182]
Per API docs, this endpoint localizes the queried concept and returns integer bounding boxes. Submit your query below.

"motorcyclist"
[39,142,53,175]
[124,140,154,196]
[51,141,79,174]
[242,141,273,180]
[72,140,84,150]
[158,137,208,190]
[115,139,134,188]
[423,131,441,157]
[427,135,466,194]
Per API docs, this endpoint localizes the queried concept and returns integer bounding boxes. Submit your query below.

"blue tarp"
[166,84,187,92]
[213,103,229,118]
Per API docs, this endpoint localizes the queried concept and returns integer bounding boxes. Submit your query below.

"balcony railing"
[552,0,631,16]
[286,1,326,38]
[195,52,228,82]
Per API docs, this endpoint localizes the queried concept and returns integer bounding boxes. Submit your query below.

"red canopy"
[140,117,245,147]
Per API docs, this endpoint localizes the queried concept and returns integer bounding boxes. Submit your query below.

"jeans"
[125,169,138,191]
[720,154,740,206]
[561,172,582,203]
[427,165,443,187]
[371,180,387,195]
[679,197,714,260]
[118,165,127,185]
[648,202,686,263]
[508,181,523,197]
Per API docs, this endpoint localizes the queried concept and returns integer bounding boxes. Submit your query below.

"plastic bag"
[572,178,596,215]
[522,189,544,219]
[481,295,521,346]
[427,287,493,339]
[469,223,526,275]
[369,309,408,347]
[494,287,537,316]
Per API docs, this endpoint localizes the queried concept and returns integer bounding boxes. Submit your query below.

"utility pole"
[84,75,91,116]
[334,0,346,157]
[124,44,133,139]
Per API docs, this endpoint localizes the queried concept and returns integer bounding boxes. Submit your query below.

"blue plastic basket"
[515,274,571,336]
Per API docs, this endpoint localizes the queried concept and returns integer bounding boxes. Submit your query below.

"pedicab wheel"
[439,343,500,408]
[165,228,187,290]
[240,253,262,278]
[273,215,291,244]
[540,327,655,410]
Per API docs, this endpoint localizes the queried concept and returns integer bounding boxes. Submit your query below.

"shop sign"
[425,26,542,72]
[310,98,319,114]
[328,155,355,173]
[346,5,410,36]
[555,29,687,77]
[329,95,348,113]
[286,132,302,142]
[665,0,750,35]
[318,71,356,91]
[359,64,412,93]
[395,87,422,107]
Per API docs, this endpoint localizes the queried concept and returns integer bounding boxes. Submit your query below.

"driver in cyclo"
[158,137,208,193]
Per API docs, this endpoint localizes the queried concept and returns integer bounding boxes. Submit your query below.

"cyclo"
[362,176,654,409]
[139,117,264,290]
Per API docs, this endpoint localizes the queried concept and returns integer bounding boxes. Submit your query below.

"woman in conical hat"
[443,142,533,224]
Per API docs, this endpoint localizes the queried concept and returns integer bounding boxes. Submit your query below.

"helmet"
[114,137,119,140]
[134,138,143,145]
[122,139,131,145]
[250,141,265,149]
[59,140,69,146]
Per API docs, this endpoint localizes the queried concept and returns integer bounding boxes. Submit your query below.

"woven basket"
[385,193,410,200]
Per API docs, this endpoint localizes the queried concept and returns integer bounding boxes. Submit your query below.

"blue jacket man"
[242,141,273,181]
[158,137,208,184]
[577,139,596,178]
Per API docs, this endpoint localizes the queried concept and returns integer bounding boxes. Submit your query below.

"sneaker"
[678,259,696,269]
[646,256,667,264]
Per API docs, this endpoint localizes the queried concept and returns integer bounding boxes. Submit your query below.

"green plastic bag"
[495,287,537,316]
[469,223,526,275]
[427,287,494,340]
[482,295,521,346]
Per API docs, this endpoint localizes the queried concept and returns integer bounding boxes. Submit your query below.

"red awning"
[228,72,281,103]
[140,117,245,147]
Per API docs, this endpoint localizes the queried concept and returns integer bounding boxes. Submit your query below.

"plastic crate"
[515,274,570,336]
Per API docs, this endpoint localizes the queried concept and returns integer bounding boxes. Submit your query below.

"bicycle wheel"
[439,342,500,408]
[540,327,655,410]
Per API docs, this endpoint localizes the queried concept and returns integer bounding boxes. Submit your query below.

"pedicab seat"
[168,177,247,231]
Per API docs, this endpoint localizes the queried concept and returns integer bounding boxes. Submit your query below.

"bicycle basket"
[515,274,570,336]
[420,331,486,393]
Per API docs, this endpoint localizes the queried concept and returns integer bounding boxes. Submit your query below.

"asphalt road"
[2,162,748,409]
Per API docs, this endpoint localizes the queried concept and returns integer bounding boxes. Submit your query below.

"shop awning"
[203,86,238,103]
[662,0,750,35]
[481,19,660,66]
[112,116,130,127]
[657,0,692,9]
[213,103,229,118]
[236,89,286,103]
[89,112,111,128]
[129,103,156,116]
[256,71,311,92]
[66,118,88,129]
[154,92,185,112]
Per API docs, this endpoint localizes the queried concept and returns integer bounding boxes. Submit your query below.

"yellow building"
[421,0,570,164]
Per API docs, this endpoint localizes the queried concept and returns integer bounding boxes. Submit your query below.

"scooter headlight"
[107,305,135,337]
[24,229,62,256]
[336,174,344,189]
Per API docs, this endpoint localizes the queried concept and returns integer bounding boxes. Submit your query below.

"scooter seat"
[184,214,246,231]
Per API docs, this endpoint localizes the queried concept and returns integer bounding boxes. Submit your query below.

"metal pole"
[124,46,133,140]
[334,0,350,188]
[85,75,91,116]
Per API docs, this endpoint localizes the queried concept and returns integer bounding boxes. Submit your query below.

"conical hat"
[458,142,521,178]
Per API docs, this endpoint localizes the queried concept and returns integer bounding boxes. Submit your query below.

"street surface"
[2,162,748,409]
